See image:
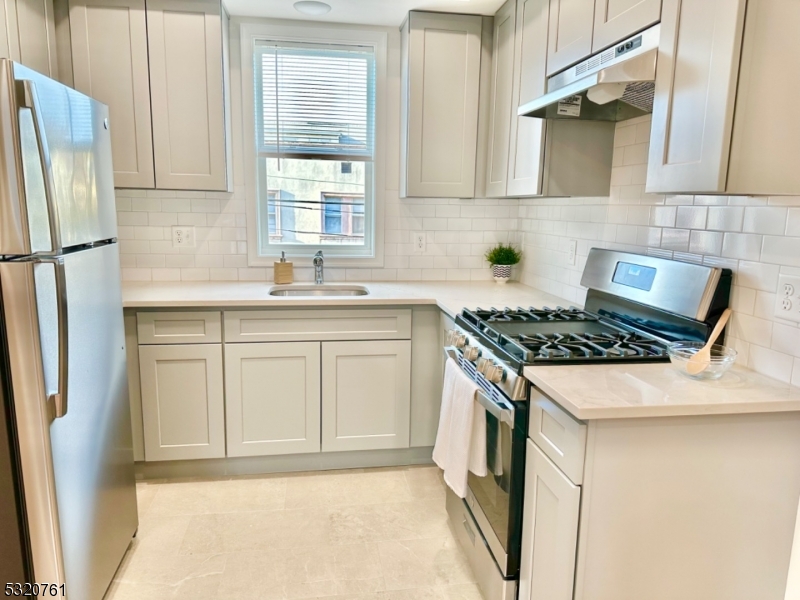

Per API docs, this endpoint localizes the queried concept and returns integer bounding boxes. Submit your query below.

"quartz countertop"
[121,280,572,318]
[524,362,800,420]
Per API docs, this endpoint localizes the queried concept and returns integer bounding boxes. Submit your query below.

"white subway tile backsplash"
[742,207,788,235]
[748,345,794,383]
[676,206,708,230]
[706,206,743,232]
[689,230,723,255]
[762,236,800,266]
[721,233,762,261]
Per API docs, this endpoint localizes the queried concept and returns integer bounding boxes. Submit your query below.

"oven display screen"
[613,262,657,291]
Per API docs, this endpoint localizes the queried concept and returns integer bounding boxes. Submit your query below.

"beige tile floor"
[105,466,483,600]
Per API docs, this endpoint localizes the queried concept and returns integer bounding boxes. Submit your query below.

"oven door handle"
[476,389,515,426]
[443,346,516,425]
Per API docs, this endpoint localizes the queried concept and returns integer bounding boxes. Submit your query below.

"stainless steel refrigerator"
[0,60,138,599]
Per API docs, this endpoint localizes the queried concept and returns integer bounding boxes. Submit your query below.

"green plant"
[484,244,522,266]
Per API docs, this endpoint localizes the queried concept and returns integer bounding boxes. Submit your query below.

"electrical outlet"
[172,226,196,248]
[413,232,426,254]
[567,240,578,266]
[774,275,800,323]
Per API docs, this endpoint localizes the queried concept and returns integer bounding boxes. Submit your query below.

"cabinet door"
[139,344,225,461]
[646,0,747,194]
[2,0,58,77]
[507,0,548,197]
[225,342,321,457]
[402,12,482,198]
[592,0,661,52]
[485,0,516,198]
[546,0,595,76]
[69,0,155,188]
[146,0,227,191]
[519,440,581,600]
[322,340,411,452]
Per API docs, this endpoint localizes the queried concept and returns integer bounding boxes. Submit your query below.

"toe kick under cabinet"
[133,308,415,462]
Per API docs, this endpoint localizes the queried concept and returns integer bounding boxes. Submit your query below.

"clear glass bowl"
[667,342,738,380]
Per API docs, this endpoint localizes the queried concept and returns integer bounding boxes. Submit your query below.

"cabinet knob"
[464,346,481,362]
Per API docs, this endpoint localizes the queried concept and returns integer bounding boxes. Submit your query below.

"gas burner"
[474,306,598,323]
[512,332,669,360]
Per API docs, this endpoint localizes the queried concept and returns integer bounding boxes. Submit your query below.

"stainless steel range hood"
[519,24,660,122]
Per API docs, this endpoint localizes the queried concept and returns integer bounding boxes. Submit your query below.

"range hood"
[519,24,660,122]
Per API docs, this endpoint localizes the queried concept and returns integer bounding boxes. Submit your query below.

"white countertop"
[121,280,572,318]
[525,363,800,420]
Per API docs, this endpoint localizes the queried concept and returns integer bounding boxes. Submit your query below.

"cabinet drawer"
[224,309,412,343]
[137,311,222,344]
[529,388,587,484]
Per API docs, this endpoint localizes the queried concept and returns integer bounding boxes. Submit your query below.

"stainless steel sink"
[268,284,370,297]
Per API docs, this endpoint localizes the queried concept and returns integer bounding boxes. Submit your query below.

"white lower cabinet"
[139,344,225,461]
[224,342,321,457]
[321,340,412,452]
[519,439,581,600]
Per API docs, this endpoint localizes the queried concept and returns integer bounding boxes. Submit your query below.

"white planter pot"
[492,264,512,284]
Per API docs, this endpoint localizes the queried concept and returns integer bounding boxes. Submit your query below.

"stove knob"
[487,364,505,384]
[445,329,457,345]
[476,357,491,373]
[454,334,467,349]
[464,346,481,362]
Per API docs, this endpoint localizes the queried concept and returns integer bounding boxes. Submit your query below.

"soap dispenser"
[274,251,293,284]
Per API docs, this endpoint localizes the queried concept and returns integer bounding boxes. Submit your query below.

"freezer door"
[0,243,137,600]
[0,59,118,255]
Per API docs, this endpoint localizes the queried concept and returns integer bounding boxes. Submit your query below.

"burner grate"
[513,332,669,360]
[471,306,598,323]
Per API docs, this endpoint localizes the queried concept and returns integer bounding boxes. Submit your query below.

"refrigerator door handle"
[19,79,62,254]
[36,256,69,418]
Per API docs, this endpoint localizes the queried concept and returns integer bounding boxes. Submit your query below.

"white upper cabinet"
[484,0,516,198]
[646,0,800,195]
[69,0,154,188]
[546,0,596,76]
[506,0,548,197]
[401,11,482,198]
[0,0,58,77]
[62,0,229,190]
[147,0,228,191]
[591,0,661,52]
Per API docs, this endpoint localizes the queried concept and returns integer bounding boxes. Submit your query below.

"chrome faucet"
[313,251,324,284]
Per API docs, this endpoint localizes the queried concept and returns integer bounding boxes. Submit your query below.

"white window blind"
[255,41,376,161]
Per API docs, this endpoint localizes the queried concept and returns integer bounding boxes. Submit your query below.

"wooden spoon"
[686,308,732,375]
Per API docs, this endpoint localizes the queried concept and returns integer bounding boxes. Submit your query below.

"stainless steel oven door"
[466,394,516,577]
[444,347,525,578]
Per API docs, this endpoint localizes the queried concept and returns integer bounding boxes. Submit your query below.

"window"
[252,38,377,258]
[320,193,365,241]
[265,190,282,240]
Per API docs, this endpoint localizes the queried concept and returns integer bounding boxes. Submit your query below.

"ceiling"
[223,0,506,27]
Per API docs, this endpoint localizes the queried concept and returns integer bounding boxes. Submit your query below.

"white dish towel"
[433,357,487,498]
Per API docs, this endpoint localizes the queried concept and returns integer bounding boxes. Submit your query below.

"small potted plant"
[484,244,522,284]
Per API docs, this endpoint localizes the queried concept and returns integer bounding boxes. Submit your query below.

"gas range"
[459,306,671,365]
[445,249,733,401]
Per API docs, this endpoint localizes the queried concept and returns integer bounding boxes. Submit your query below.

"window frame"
[240,21,388,268]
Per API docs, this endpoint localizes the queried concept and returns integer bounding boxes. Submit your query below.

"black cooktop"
[457,306,672,369]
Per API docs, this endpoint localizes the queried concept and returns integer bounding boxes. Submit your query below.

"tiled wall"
[518,115,800,385]
[116,188,520,284]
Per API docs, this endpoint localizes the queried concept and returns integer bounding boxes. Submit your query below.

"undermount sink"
[268,284,370,297]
